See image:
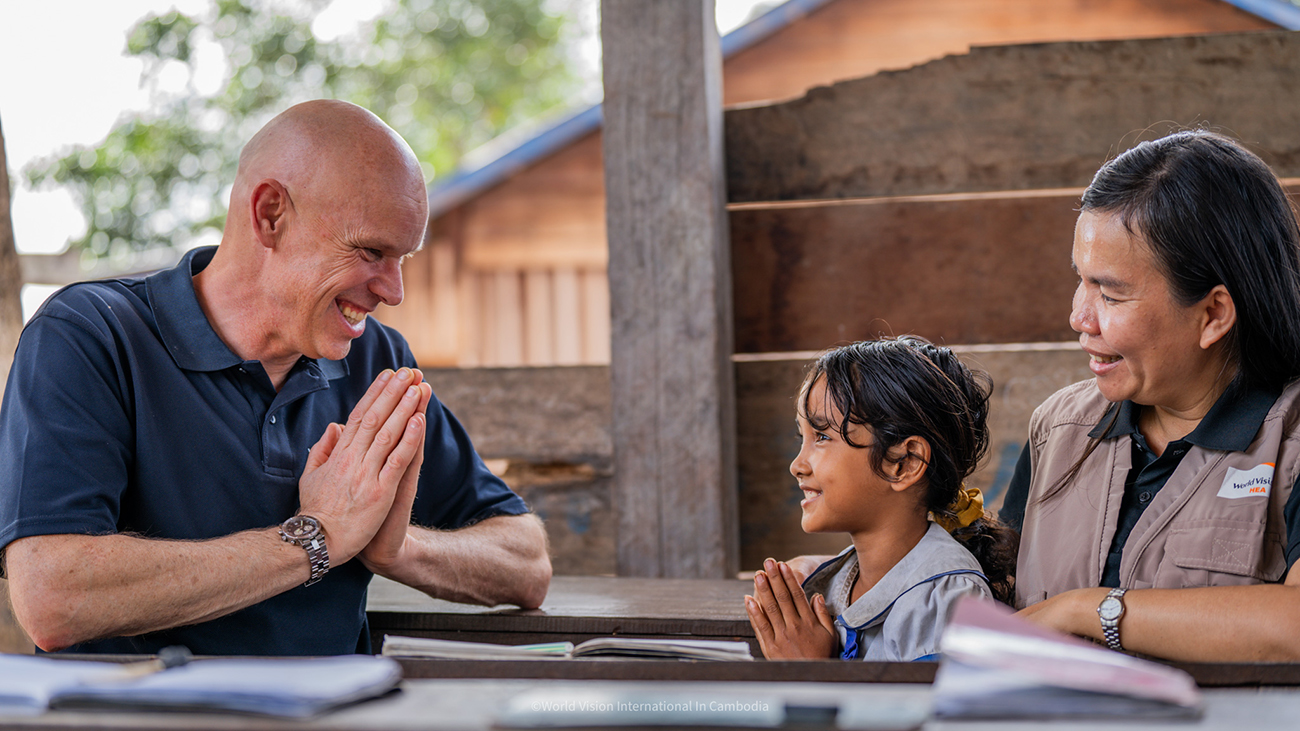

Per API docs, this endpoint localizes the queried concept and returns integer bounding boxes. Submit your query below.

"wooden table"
[366,575,757,651]
[9,679,1300,730]
[369,577,1300,687]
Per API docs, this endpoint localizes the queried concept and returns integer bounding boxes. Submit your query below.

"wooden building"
[377,0,1287,367]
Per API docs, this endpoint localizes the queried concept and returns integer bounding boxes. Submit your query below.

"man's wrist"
[279,515,330,586]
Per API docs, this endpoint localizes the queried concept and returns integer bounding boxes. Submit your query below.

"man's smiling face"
[269,179,427,363]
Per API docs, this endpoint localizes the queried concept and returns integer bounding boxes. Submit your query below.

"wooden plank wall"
[719,0,1275,106]
[423,366,614,576]
[726,32,1300,203]
[731,191,1080,352]
[726,30,1300,351]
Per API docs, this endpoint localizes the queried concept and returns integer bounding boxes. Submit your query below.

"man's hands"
[745,558,837,660]
[298,367,431,569]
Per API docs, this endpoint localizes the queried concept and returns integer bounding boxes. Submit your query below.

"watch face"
[1099,596,1124,621]
[282,515,322,540]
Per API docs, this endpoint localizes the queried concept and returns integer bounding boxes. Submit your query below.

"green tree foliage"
[26,0,584,264]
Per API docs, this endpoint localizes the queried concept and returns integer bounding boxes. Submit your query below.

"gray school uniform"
[802,523,992,661]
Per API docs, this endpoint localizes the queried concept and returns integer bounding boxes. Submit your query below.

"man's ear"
[886,436,930,493]
[1199,284,1236,351]
[249,179,292,250]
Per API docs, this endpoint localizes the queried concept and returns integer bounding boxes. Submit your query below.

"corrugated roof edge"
[1219,0,1300,29]
[425,0,837,219]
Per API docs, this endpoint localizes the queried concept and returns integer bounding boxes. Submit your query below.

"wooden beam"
[601,0,738,577]
[726,30,1300,202]
[731,192,1082,352]
[421,365,611,466]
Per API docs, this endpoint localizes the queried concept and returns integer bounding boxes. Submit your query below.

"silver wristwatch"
[280,514,330,586]
[1097,587,1128,651]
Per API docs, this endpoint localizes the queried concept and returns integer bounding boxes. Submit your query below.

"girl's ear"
[886,436,931,493]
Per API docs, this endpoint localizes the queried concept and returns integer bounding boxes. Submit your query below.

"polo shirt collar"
[1087,380,1280,452]
[146,246,349,380]
[147,247,241,373]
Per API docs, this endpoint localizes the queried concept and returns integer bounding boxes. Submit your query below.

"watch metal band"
[1099,587,1127,651]
[301,535,330,586]
[280,515,330,587]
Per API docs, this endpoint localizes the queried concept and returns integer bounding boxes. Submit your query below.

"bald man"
[0,101,550,655]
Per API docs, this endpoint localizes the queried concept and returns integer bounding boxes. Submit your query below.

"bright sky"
[1,0,766,318]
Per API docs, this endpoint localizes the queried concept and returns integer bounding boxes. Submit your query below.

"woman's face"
[1069,211,1220,408]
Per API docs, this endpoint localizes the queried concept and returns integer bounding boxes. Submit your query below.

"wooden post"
[601,0,738,577]
[0,113,35,654]
[0,114,22,400]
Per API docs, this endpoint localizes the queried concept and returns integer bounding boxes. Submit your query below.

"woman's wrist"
[1070,587,1113,640]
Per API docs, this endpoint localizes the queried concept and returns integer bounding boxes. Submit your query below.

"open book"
[0,654,401,718]
[932,597,1202,719]
[381,634,754,661]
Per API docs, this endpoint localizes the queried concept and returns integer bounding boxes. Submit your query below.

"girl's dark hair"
[1081,130,1300,390]
[801,336,1019,604]
[1042,131,1300,504]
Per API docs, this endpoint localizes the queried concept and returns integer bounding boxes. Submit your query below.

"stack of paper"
[382,634,754,661]
[0,656,112,715]
[933,597,1202,719]
[0,654,401,719]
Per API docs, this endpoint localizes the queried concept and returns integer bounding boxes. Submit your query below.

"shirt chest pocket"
[1154,519,1285,587]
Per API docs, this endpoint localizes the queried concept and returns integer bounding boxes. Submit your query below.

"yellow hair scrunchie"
[933,485,984,533]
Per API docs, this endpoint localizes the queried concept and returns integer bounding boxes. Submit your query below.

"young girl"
[744,336,1018,661]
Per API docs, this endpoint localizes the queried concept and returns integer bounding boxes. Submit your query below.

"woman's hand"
[1016,587,1110,641]
[745,558,837,660]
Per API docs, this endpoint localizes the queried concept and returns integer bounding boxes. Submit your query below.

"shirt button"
[1139,491,1152,502]
[269,415,277,424]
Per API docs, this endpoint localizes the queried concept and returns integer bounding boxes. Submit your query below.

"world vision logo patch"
[1217,463,1275,499]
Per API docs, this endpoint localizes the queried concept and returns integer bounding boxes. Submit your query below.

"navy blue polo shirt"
[1001,381,1300,585]
[0,246,528,656]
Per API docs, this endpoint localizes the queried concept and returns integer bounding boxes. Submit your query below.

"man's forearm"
[6,531,313,651]
[371,514,551,608]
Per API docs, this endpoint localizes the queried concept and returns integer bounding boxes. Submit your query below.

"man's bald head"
[200,100,431,372]
[232,100,427,226]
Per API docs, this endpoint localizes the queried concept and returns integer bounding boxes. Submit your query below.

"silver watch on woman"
[280,514,330,586]
[1097,587,1128,651]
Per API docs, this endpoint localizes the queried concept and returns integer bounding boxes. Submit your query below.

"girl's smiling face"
[790,377,898,536]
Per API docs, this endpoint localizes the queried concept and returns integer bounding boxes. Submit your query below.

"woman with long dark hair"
[1003,130,1300,660]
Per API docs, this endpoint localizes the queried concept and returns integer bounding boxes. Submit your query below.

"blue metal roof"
[426,0,837,218]
[426,0,1295,218]
[1220,0,1300,28]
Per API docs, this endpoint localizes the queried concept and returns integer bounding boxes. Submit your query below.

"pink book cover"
[936,596,1201,710]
